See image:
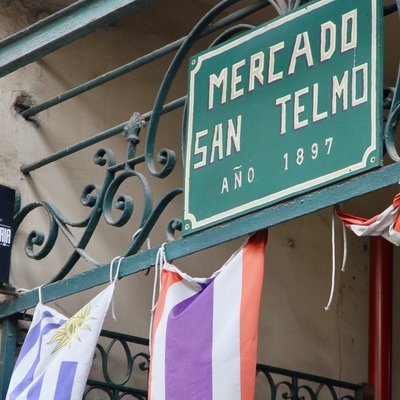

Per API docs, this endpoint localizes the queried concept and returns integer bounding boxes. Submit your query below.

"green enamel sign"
[183,0,382,235]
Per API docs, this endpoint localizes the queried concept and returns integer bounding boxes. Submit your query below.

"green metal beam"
[1,162,400,318]
[0,0,154,79]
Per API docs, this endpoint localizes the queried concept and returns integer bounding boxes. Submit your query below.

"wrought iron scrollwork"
[15,314,367,400]
[13,135,182,283]
[84,342,369,400]
[94,339,149,386]
[256,365,366,400]
[384,2,400,161]
[85,330,150,400]
[103,170,152,228]
[13,202,59,261]
[12,0,290,284]
[384,72,400,162]
[83,383,148,400]
[14,147,116,282]
[145,0,242,179]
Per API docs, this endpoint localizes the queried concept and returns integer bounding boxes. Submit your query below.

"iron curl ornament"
[384,71,400,162]
[93,339,149,387]
[12,139,183,285]
[83,328,150,399]
[255,364,368,400]
[384,0,400,161]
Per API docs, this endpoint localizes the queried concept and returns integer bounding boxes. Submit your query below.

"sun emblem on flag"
[48,303,93,352]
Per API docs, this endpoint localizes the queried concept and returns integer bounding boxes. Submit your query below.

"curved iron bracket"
[384,0,400,161]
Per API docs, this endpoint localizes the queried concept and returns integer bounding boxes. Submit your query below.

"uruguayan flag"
[6,284,115,400]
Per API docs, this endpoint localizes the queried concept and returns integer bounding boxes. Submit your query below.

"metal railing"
[16,313,370,400]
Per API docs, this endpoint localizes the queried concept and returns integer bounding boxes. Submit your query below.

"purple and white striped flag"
[148,231,268,400]
[6,284,115,400]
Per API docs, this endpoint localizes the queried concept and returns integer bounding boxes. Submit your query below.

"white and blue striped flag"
[6,284,115,400]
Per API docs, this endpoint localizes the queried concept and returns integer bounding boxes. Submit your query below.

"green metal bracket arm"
[384,0,400,160]
[1,162,400,319]
[0,0,154,79]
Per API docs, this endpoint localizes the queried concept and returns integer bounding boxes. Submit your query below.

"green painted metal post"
[0,317,17,397]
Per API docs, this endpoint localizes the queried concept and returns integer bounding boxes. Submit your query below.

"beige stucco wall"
[0,0,399,398]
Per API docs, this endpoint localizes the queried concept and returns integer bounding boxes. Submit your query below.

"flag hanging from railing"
[337,193,400,245]
[148,230,268,400]
[6,284,115,400]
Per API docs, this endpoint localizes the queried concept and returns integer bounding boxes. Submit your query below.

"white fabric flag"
[6,284,115,400]
[337,193,400,245]
[148,231,268,400]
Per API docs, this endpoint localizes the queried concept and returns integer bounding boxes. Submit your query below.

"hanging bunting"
[337,193,400,245]
[149,230,268,400]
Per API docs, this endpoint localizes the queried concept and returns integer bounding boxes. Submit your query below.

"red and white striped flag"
[337,193,400,245]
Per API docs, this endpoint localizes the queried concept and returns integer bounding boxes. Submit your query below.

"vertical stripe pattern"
[149,275,200,400]
[240,231,267,399]
[54,362,78,400]
[212,250,242,400]
[166,286,214,400]
[149,231,267,400]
